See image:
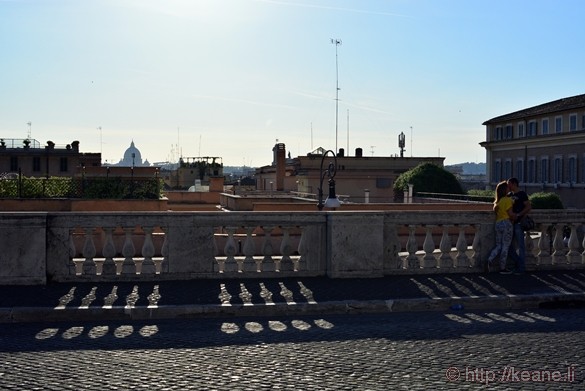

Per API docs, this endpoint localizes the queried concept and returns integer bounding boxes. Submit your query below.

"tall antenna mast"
[330,38,342,153]
[346,109,349,154]
[97,126,102,157]
[26,121,31,139]
[410,126,413,157]
[310,122,313,151]
[177,127,181,159]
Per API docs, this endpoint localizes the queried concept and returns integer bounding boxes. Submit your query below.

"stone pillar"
[326,213,384,278]
[0,213,47,285]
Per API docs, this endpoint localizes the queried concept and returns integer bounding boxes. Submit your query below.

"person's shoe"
[500,268,514,275]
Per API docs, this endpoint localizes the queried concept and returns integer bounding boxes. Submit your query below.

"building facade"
[0,138,101,178]
[255,143,445,203]
[480,93,585,208]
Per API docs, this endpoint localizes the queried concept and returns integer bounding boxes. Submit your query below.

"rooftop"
[482,93,585,125]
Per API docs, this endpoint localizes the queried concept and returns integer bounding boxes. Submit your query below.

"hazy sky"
[1,0,585,167]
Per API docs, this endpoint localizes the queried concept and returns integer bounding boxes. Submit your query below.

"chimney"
[355,147,363,157]
[273,143,286,191]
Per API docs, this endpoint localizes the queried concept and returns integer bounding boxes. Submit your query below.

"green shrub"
[394,163,464,198]
[529,192,564,209]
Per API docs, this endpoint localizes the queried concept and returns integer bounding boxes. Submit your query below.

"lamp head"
[324,179,340,209]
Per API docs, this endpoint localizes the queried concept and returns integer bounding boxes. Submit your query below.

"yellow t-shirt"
[495,196,513,222]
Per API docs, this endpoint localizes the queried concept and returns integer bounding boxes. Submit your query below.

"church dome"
[119,141,144,166]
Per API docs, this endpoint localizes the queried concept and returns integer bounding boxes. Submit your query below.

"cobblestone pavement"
[0,309,584,390]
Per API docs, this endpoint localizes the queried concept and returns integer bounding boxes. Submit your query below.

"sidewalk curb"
[1,292,584,323]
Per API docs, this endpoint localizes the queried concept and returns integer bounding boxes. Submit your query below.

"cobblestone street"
[1,309,584,390]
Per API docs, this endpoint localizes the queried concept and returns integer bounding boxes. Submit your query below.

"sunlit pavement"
[0,309,583,389]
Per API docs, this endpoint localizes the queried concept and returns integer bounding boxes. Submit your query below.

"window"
[59,157,68,172]
[582,154,585,183]
[10,157,18,172]
[504,160,512,179]
[568,156,577,183]
[516,160,524,182]
[376,178,392,188]
[540,158,549,183]
[553,157,563,183]
[555,116,563,133]
[33,157,41,172]
[570,114,577,131]
[528,121,537,136]
[528,159,536,183]
[582,114,585,130]
[518,122,525,137]
[495,126,503,140]
[493,160,501,182]
[542,118,549,135]
[505,124,513,139]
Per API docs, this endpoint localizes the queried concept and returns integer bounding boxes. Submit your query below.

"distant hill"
[446,162,486,175]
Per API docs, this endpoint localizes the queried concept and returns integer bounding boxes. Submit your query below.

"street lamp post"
[317,150,341,211]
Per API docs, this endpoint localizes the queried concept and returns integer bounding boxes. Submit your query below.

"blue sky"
[1,0,584,167]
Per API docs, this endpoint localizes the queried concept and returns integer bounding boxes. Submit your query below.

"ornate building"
[481,93,585,208]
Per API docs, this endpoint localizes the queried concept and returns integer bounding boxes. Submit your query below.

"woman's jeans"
[488,219,513,270]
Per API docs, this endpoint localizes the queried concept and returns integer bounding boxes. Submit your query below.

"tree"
[393,163,464,199]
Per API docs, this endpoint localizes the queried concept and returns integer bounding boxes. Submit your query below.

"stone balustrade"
[1,210,585,285]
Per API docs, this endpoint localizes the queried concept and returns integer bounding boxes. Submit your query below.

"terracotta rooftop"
[483,93,585,125]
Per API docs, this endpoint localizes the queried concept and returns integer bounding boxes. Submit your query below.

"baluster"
[121,227,136,274]
[581,226,585,265]
[296,226,307,272]
[278,226,293,272]
[140,226,156,274]
[243,226,256,271]
[223,227,239,272]
[101,227,117,275]
[455,225,469,268]
[261,226,274,271]
[524,228,537,268]
[580,225,585,265]
[406,225,419,269]
[158,226,168,274]
[471,224,481,268]
[81,228,97,276]
[552,223,565,264]
[69,229,82,275]
[537,224,551,265]
[422,225,437,268]
[567,224,581,264]
[439,225,453,268]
